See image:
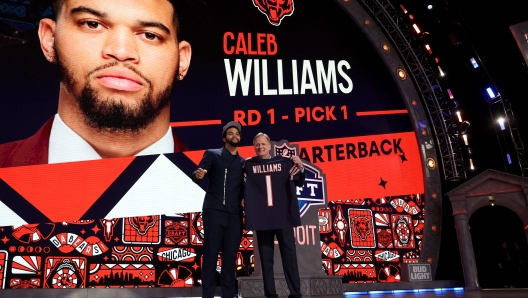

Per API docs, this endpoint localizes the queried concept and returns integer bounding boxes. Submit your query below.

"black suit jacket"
[192,147,244,214]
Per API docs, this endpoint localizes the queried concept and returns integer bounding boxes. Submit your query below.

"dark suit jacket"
[0,117,187,168]
[192,147,244,214]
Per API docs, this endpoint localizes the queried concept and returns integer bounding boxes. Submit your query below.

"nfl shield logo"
[273,140,297,158]
[271,140,327,217]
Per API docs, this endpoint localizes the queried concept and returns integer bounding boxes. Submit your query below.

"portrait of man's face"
[223,127,241,147]
[44,0,186,133]
[254,136,271,158]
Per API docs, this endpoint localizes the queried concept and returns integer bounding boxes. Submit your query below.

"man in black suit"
[247,132,304,298]
[192,121,244,298]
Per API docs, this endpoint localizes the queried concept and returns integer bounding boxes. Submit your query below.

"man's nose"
[102,27,139,62]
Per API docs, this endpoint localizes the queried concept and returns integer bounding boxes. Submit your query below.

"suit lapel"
[0,117,53,168]
[220,146,238,166]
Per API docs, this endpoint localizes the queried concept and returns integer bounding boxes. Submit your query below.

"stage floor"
[1,287,526,298]
[344,288,528,298]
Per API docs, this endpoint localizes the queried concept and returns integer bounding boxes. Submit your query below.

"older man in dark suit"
[192,121,245,298]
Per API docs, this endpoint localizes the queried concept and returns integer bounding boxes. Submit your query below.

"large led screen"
[0,0,426,288]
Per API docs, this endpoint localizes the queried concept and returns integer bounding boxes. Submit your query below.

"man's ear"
[177,41,192,79]
[38,18,57,63]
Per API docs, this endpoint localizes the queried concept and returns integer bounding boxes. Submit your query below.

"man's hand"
[291,156,303,169]
[195,168,207,180]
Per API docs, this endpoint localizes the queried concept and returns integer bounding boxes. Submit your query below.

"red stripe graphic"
[356,110,408,116]
[185,132,424,202]
[170,120,222,127]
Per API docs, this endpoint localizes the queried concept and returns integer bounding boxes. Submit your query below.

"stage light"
[427,257,433,264]
[498,117,505,130]
[409,14,415,21]
[447,89,454,99]
[462,134,469,145]
[469,158,475,170]
[507,153,512,164]
[456,111,462,122]
[426,158,436,170]
[393,290,413,293]
[438,66,445,76]
[425,44,433,54]
[427,4,433,10]
[431,224,438,233]
[400,4,408,14]
[435,57,440,63]
[470,57,479,68]
[413,24,421,34]
[486,87,496,98]
[397,69,407,80]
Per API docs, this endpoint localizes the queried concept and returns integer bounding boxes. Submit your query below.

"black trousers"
[201,208,242,298]
[256,228,302,298]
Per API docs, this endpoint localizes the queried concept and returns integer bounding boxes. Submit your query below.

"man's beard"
[225,138,240,147]
[57,55,175,134]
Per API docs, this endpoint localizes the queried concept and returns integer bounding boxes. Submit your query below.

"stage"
[0,288,525,298]
[0,285,526,298]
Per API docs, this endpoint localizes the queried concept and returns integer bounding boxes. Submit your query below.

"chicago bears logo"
[271,140,326,217]
[129,216,157,236]
[353,217,372,241]
[253,0,294,26]
[349,209,376,248]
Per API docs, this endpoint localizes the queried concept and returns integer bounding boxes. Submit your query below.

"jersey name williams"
[252,163,282,174]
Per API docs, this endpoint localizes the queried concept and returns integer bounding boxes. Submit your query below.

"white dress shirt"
[48,113,174,164]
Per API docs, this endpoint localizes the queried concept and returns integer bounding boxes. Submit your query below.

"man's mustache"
[87,61,152,88]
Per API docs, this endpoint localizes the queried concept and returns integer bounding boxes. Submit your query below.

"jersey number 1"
[265,175,273,206]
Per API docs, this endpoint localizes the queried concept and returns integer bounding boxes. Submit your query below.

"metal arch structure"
[334,0,473,279]
[356,0,467,182]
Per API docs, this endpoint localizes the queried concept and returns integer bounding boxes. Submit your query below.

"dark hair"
[51,0,181,39]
